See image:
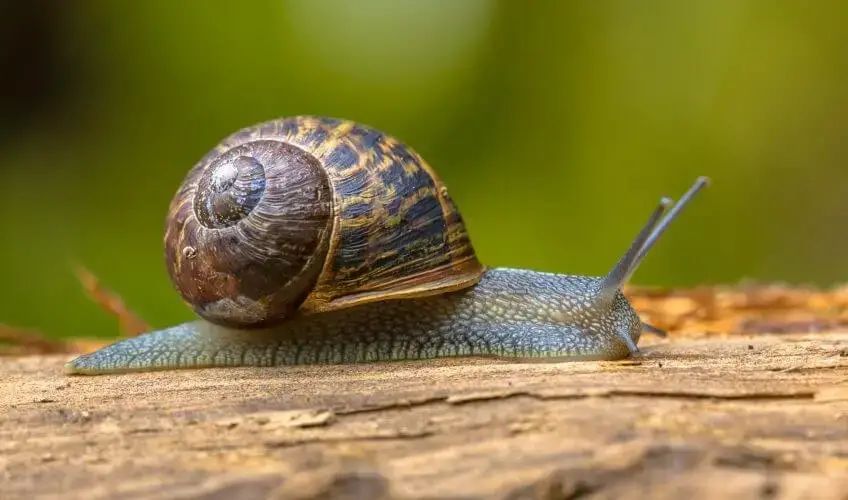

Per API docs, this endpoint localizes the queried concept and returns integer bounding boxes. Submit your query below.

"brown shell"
[164,116,484,328]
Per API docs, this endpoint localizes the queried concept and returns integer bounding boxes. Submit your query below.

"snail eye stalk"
[598,176,711,303]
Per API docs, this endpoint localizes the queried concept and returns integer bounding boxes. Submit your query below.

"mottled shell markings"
[163,115,484,328]
[220,116,485,313]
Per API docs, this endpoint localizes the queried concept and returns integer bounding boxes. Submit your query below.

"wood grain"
[2,331,848,499]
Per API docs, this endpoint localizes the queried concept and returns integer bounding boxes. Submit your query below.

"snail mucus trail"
[65,116,710,375]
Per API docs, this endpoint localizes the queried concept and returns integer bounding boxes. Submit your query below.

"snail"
[65,116,709,375]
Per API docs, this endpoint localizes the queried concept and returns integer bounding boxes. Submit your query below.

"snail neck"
[472,267,642,352]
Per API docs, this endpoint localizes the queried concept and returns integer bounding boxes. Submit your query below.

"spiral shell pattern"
[164,116,484,327]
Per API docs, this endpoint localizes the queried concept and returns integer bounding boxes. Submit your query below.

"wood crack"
[3,334,848,499]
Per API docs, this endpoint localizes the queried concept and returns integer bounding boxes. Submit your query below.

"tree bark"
[2,329,847,499]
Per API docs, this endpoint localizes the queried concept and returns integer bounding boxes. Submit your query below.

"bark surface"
[2,284,848,499]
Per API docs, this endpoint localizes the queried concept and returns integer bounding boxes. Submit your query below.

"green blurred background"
[1,0,846,340]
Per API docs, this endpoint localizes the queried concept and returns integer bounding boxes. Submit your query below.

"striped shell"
[164,116,484,328]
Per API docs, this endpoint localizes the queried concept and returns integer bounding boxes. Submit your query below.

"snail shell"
[164,116,485,328]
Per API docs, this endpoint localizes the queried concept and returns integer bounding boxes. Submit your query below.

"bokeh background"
[2,0,847,340]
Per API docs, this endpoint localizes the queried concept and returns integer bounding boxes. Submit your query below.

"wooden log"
[2,331,847,499]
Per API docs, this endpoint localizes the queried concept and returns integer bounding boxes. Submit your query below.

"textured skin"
[164,116,484,328]
[65,268,643,375]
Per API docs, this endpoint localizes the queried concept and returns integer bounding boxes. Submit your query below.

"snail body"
[66,116,709,375]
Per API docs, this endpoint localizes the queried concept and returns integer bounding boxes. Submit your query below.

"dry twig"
[0,264,151,356]
[73,264,150,337]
